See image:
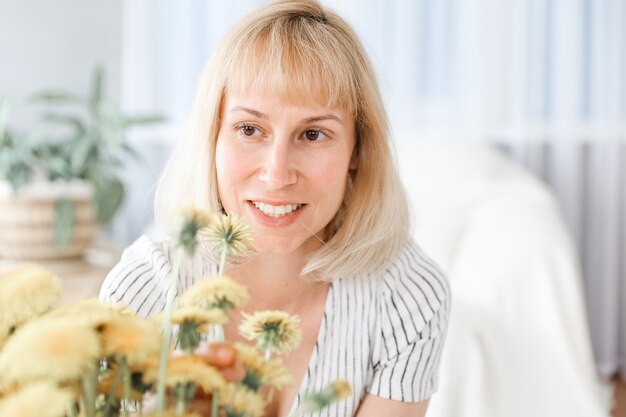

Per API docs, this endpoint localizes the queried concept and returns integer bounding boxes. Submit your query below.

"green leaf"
[54,198,75,250]
[29,91,83,103]
[70,138,95,176]
[89,66,105,111]
[122,114,166,126]
[43,113,86,134]
[5,161,32,192]
[92,176,124,224]
[0,99,11,139]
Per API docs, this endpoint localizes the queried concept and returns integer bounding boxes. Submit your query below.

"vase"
[0,180,99,259]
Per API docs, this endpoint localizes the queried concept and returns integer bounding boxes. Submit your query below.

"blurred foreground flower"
[239,311,302,360]
[234,342,294,391]
[0,381,74,417]
[0,263,60,347]
[178,207,212,255]
[99,314,161,368]
[220,382,266,417]
[297,380,352,415]
[199,213,253,275]
[180,275,250,313]
[0,318,100,391]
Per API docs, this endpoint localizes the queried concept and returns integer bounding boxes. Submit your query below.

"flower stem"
[211,391,220,417]
[156,248,185,412]
[103,365,124,417]
[218,246,227,276]
[209,245,229,417]
[176,396,186,414]
[122,359,131,417]
[81,365,98,417]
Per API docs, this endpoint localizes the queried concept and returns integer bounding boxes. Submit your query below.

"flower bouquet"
[0,209,350,417]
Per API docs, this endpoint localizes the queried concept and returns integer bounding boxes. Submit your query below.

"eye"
[237,124,262,137]
[303,129,328,142]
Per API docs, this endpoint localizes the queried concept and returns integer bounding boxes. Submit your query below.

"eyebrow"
[230,106,268,119]
[229,106,343,125]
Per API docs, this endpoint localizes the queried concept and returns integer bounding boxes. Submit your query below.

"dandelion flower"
[0,381,74,417]
[330,380,352,400]
[166,307,228,352]
[0,319,100,391]
[0,264,60,347]
[99,314,161,368]
[234,342,294,391]
[98,367,145,402]
[239,311,302,356]
[180,275,249,312]
[199,213,253,256]
[220,383,266,417]
[46,298,130,329]
[143,411,202,417]
[170,306,228,327]
[300,379,352,413]
[178,206,213,255]
[144,355,226,394]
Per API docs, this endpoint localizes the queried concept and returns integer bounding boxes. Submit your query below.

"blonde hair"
[155,0,410,279]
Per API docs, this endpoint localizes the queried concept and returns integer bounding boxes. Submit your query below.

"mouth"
[250,201,305,218]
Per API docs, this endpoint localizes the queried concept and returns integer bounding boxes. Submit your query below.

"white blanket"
[397,142,613,417]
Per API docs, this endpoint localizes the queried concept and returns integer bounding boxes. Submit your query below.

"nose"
[258,140,297,189]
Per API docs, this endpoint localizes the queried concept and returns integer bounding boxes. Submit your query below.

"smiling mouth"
[251,201,304,218]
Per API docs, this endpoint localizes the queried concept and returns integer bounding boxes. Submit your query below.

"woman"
[100,1,450,416]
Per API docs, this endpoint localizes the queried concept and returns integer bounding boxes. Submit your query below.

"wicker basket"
[0,194,99,260]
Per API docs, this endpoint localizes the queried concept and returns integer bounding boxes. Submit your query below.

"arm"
[356,394,429,417]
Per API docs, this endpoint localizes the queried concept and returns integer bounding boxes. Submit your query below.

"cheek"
[214,140,247,205]
[312,158,349,203]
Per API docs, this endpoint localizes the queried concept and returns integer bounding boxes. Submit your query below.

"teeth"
[253,201,302,217]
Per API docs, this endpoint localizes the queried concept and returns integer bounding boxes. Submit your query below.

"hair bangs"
[225,19,358,115]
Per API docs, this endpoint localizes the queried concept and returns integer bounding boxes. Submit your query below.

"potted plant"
[0,66,162,259]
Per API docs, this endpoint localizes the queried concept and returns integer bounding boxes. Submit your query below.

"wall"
[0,0,122,128]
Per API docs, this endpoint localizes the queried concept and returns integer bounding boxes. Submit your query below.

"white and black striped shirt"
[99,236,450,416]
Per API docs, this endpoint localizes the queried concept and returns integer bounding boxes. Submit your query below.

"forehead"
[223,33,357,117]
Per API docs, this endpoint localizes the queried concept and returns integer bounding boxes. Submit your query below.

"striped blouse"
[99,236,450,416]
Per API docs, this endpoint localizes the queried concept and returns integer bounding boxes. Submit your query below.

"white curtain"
[119,0,626,379]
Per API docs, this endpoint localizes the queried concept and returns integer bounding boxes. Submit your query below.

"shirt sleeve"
[368,241,451,402]
[99,235,173,317]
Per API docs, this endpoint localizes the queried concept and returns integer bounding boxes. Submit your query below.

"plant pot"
[0,180,99,259]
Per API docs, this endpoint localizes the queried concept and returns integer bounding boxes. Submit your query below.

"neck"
[225,252,328,312]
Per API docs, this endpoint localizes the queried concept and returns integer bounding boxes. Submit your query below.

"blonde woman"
[100,1,450,416]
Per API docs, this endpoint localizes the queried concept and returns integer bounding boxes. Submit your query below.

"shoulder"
[378,239,450,331]
[99,235,173,316]
[365,239,451,402]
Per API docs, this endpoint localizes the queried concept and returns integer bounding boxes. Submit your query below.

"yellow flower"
[220,383,266,417]
[178,206,213,255]
[234,342,294,390]
[154,307,228,352]
[0,264,60,347]
[300,379,353,413]
[47,298,130,328]
[99,314,162,368]
[180,275,249,312]
[0,381,74,417]
[144,355,226,394]
[98,366,145,402]
[170,306,228,327]
[330,380,352,401]
[0,318,100,391]
[239,311,302,356]
[199,213,253,255]
[143,411,202,417]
